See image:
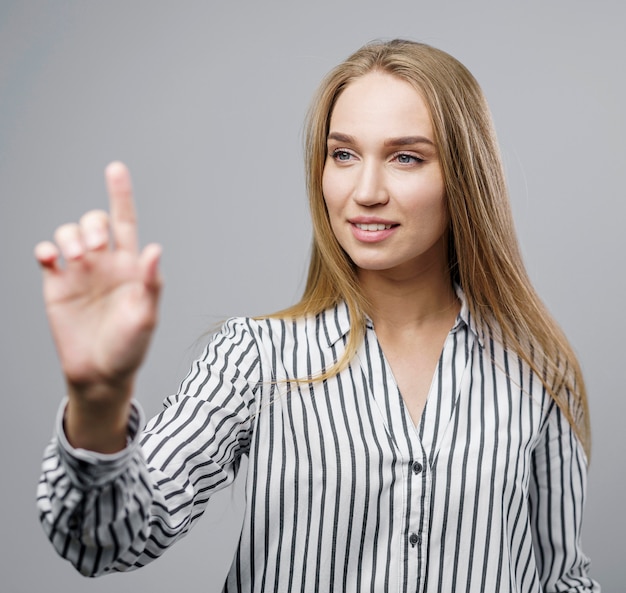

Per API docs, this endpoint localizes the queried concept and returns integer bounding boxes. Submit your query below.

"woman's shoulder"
[200,303,350,382]
[214,301,352,353]
[253,301,351,342]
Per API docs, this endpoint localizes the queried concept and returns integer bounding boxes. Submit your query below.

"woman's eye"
[395,153,422,165]
[332,150,353,162]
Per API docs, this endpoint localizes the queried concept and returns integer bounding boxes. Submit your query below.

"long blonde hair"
[273,39,590,456]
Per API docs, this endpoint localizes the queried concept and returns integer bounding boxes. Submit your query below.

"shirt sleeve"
[528,398,600,592]
[37,317,262,577]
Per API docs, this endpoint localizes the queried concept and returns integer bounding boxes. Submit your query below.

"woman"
[36,40,599,592]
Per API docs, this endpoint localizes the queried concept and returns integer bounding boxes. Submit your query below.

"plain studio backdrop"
[1,1,623,591]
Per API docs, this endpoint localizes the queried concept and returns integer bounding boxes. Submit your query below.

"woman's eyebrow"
[384,135,434,147]
[327,132,355,143]
[326,132,434,147]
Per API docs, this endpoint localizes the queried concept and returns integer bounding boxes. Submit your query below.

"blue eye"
[396,153,422,165]
[332,150,352,161]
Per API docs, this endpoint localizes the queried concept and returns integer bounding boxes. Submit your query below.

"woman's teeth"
[355,223,393,231]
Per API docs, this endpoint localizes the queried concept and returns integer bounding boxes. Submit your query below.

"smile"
[349,222,398,244]
[354,223,394,231]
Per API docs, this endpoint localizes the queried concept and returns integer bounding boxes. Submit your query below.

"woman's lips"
[354,222,393,231]
[349,220,399,243]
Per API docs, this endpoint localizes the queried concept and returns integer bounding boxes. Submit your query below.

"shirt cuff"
[54,398,146,489]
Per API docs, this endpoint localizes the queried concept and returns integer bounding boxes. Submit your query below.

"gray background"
[1,1,623,591]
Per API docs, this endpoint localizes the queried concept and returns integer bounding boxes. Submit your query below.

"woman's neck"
[358,265,459,333]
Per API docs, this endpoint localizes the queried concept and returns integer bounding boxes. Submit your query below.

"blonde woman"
[36,40,599,592]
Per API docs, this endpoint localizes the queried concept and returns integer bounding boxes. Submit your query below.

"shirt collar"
[321,300,353,348]
[452,284,486,348]
[322,285,485,349]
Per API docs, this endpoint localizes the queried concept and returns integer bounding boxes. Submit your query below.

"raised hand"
[35,162,162,451]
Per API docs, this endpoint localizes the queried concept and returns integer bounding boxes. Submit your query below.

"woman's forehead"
[329,72,434,141]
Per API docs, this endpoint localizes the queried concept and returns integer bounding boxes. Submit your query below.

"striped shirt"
[38,293,599,592]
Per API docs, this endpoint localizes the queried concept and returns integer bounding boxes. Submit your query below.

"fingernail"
[65,240,84,259]
[85,230,106,250]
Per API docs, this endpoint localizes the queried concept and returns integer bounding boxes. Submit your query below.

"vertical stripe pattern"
[37,293,599,592]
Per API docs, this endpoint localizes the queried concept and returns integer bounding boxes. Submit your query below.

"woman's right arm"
[37,316,259,577]
[35,163,259,576]
[35,164,257,575]
[37,320,261,576]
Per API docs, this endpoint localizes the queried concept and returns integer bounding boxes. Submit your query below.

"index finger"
[105,161,139,253]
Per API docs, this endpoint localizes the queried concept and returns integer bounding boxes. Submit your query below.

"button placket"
[406,456,427,552]
[403,443,430,591]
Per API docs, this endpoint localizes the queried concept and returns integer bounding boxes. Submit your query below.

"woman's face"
[322,71,448,281]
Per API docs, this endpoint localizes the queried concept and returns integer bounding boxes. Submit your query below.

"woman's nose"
[352,162,389,206]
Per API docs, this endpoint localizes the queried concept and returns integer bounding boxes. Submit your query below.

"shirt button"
[412,461,423,475]
[409,532,420,547]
